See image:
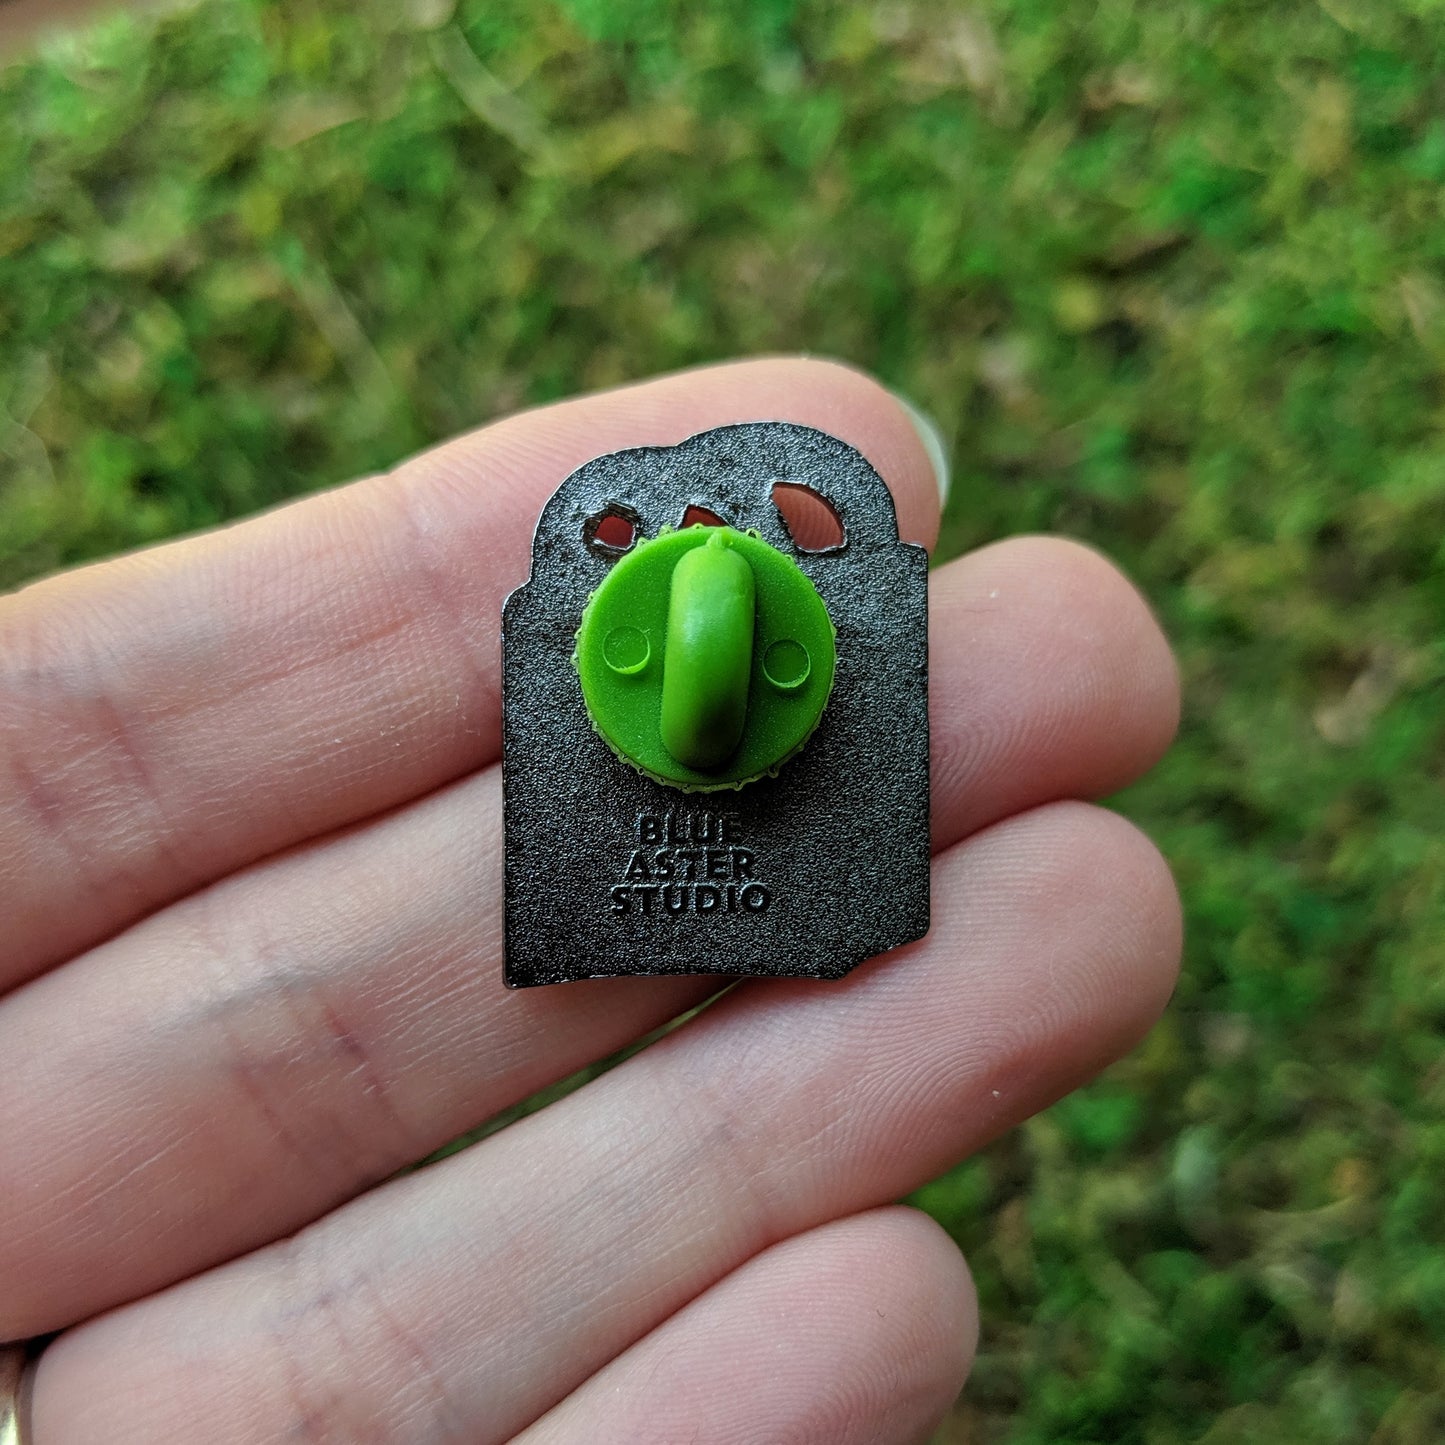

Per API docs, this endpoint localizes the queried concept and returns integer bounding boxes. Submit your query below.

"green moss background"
[2,1,1443,1439]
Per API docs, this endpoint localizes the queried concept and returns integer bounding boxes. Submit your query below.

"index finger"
[0,357,944,986]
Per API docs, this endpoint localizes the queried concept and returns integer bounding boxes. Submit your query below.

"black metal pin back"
[501,421,929,988]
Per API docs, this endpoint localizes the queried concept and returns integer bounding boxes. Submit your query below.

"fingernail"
[891,390,951,505]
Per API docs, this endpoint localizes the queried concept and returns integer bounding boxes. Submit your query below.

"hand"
[0,358,1181,1444]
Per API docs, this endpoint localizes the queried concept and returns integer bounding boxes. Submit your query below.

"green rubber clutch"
[574,525,836,791]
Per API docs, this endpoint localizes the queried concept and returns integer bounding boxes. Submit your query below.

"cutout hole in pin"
[584,505,639,557]
[681,504,726,528]
[771,482,845,552]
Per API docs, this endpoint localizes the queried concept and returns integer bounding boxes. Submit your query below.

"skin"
[0,0,106,50]
[0,357,1182,1443]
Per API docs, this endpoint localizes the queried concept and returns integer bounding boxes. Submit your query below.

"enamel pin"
[501,421,929,987]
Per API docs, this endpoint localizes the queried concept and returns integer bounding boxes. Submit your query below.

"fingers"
[513,1208,977,1445]
[0,357,942,986]
[927,534,1179,845]
[29,802,1180,1444]
[0,536,1177,1340]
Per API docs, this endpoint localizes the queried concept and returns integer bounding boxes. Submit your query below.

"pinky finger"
[512,1207,978,1445]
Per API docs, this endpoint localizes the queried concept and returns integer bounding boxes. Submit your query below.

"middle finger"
[0,537,1176,1339]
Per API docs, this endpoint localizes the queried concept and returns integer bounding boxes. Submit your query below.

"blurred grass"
[2,0,1443,1440]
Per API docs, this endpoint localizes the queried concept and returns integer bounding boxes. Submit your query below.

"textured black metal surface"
[502,421,929,987]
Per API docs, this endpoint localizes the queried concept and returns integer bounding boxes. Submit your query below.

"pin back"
[501,421,929,987]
